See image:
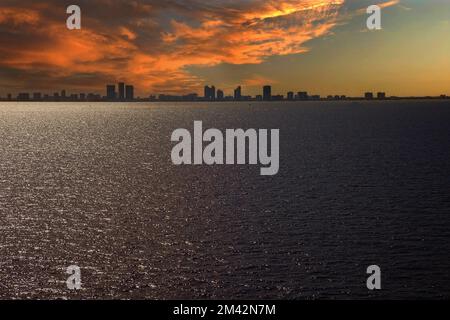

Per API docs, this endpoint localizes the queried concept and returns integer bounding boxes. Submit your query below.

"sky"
[0,0,448,97]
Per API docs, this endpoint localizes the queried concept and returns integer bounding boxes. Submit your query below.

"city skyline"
[1,81,448,102]
[0,1,449,96]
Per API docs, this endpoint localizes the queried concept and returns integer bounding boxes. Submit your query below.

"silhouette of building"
[118,82,125,100]
[184,93,198,101]
[217,89,224,100]
[106,85,116,100]
[7,94,12,101]
[272,95,284,101]
[79,93,86,100]
[297,91,308,100]
[125,85,134,101]
[263,86,272,101]
[17,93,30,101]
[33,93,42,101]
[204,85,216,100]
[377,92,386,99]
[61,90,66,99]
[87,93,101,101]
[287,92,294,101]
[234,86,242,101]
[256,95,263,101]
[365,92,374,100]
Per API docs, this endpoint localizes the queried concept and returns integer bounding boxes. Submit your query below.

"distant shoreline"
[0,97,448,103]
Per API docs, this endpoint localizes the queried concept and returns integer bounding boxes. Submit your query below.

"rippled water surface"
[0,101,449,299]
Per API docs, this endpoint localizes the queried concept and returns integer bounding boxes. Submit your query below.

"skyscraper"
[106,85,116,100]
[263,86,272,101]
[204,85,216,100]
[287,92,294,100]
[365,92,374,100]
[377,92,386,99]
[234,86,242,101]
[297,92,308,100]
[217,89,224,100]
[118,82,125,100]
[125,85,134,101]
[211,86,216,100]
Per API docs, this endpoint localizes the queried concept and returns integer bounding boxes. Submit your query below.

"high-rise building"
[217,89,224,100]
[297,91,308,100]
[211,86,216,100]
[106,85,116,100]
[377,92,386,99]
[61,90,66,99]
[125,85,134,101]
[263,86,272,101]
[234,86,242,101]
[118,82,125,100]
[365,92,374,100]
[204,85,216,100]
[287,92,294,100]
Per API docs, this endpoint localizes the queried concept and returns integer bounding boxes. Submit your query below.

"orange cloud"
[0,0,345,95]
[0,7,40,26]
[379,0,400,9]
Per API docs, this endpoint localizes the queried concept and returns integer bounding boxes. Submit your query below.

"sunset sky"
[0,0,448,97]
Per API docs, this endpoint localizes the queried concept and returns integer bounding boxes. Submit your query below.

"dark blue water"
[0,100,449,299]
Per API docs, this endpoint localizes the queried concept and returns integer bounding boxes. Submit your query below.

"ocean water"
[0,100,449,299]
